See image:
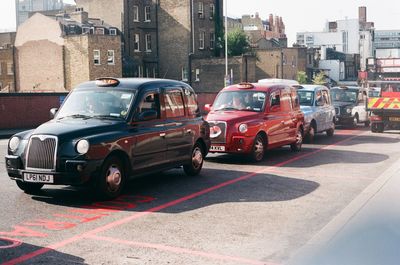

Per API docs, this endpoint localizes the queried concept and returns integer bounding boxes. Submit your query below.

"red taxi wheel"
[95,156,125,200]
[290,128,303,152]
[183,143,204,176]
[15,181,44,194]
[250,134,265,162]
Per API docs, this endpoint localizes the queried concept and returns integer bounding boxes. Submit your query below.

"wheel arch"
[104,150,132,177]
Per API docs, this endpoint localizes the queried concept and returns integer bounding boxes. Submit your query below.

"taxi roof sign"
[236,82,254,89]
[96,77,120,87]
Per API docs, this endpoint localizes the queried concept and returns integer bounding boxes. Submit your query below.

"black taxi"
[5,78,210,199]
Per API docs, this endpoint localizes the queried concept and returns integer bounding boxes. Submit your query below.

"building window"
[90,27,95,34]
[82,27,90,34]
[138,65,143,77]
[144,6,151,22]
[182,67,188,81]
[195,69,200,81]
[95,28,105,35]
[109,28,117,35]
[133,5,139,21]
[198,2,204,19]
[93,50,100,65]
[107,50,115,65]
[69,25,76,34]
[134,34,140,52]
[145,34,152,52]
[7,63,13,75]
[210,32,215,49]
[199,31,205,50]
[209,4,215,19]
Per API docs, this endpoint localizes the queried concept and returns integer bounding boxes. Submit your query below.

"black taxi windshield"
[213,91,266,112]
[331,90,358,103]
[56,89,137,120]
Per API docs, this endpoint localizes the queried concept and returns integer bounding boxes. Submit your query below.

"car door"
[356,90,368,122]
[266,89,291,145]
[130,90,167,172]
[321,89,334,130]
[314,89,327,131]
[162,86,193,163]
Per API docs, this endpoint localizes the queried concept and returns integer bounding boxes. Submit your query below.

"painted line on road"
[87,234,276,265]
[3,131,364,265]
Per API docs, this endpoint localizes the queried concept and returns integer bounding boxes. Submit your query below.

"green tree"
[227,29,250,56]
[313,71,326,85]
[297,71,307,84]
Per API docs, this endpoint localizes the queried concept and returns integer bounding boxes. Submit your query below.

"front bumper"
[336,115,354,124]
[210,135,254,154]
[5,155,102,186]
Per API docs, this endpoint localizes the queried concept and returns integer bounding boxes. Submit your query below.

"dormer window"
[82,27,90,34]
[95,28,105,35]
[109,28,117,35]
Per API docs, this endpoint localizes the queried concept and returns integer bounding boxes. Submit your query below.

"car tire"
[290,128,303,152]
[15,180,44,194]
[183,142,204,176]
[371,123,384,133]
[364,120,370,127]
[249,134,266,162]
[352,114,359,128]
[95,156,126,200]
[307,123,316,142]
[326,121,335,137]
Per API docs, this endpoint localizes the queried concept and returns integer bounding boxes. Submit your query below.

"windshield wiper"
[57,114,92,120]
[216,107,239,111]
[92,115,124,120]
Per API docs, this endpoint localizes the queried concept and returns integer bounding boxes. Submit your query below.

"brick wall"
[0,48,15,92]
[0,93,67,129]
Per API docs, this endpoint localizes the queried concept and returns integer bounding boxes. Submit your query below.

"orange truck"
[367,80,400,133]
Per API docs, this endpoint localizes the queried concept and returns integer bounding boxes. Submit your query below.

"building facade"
[0,32,16,92]
[15,12,121,91]
[374,30,400,58]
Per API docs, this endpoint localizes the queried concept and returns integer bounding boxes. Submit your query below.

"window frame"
[144,6,151,22]
[209,3,215,19]
[134,33,140,52]
[199,31,205,50]
[107,50,115,65]
[198,2,204,19]
[93,50,101,65]
[145,34,152,52]
[210,32,215,50]
[109,28,117,36]
[133,5,139,22]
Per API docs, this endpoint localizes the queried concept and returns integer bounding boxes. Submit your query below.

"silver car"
[297,85,336,141]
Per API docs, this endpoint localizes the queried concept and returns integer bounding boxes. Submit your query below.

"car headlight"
[238,124,248,133]
[346,108,352,114]
[76,139,90,154]
[8,136,20,152]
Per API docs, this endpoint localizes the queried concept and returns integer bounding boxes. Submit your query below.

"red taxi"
[205,82,304,162]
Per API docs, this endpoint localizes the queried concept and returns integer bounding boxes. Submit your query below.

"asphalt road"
[1,127,400,265]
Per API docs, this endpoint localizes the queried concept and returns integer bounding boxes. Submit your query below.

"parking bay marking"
[3,131,365,265]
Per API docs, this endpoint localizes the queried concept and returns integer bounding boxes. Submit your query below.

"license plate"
[389,117,400,122]
[23,173,54,183]
[210,145,225,152]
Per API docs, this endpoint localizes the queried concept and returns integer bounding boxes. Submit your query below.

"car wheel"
[364,120,370,127]
[326,121,335,137]
[183,142,204,176]
[290,128,303,152]
[371,123,384,133]
[352,114,359,127]
[95,156,125,200]
[249,134,266,162]
[15,180,44,194]
[307,123,316,142]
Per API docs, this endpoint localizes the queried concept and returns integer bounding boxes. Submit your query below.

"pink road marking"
[88,235,277,265]
[2,132,363,265]
[0,237,23,249]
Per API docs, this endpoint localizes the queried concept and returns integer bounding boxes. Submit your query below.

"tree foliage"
[296,71,307,84]
[227,29,251,56]
[312,71,327,85]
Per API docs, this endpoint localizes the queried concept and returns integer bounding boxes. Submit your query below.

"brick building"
[256,48,307,81]
[15,12,121,92]
[75,0,159,78]
[0,32,16,92]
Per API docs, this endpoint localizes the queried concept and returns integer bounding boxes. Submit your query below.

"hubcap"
[254,137,264,160]
[192,147,203,169]
[106,165,122,192]
[296,130,303,146]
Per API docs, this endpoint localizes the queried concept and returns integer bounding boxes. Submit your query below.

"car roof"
[295,84,328,91]
[258,78,299,86]
[221,82,292,93]
[331,86,360,91]
[74,78,191,91]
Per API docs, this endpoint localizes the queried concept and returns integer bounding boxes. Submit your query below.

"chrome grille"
[26,135,57,171]
[208,121,227,144]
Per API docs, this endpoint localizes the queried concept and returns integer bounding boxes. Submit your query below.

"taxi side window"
[164,89,185,118]
[315,91,326,106]
[137,92,160,120]
[322,90,330,105]
[270,92,280,107]
[183,88,199,116]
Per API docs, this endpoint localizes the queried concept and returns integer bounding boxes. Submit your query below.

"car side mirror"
[50,108,58,119]
[138,110,158,121]
[204,104,212,113]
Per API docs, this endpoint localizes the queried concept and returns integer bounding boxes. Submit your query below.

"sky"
[1,0,400,45]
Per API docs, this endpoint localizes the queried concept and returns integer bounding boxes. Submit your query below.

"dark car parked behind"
[5,78,210,199]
